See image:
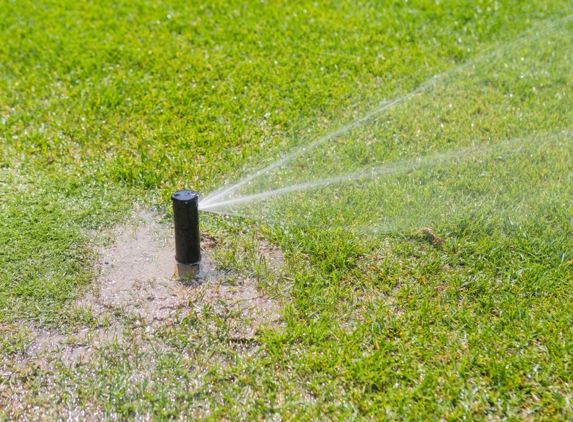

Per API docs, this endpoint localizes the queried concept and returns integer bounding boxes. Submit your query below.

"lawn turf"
[2,0,573,419]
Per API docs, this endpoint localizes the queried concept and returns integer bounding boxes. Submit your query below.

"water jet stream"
[199,132,570,213]
[200,13,573,210]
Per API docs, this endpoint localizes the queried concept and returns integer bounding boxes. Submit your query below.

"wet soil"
[1,210,284,369]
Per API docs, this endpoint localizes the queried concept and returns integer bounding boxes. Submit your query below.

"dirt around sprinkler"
[88,210,284,338]
[85,210,214,323]
[2,210,285,371]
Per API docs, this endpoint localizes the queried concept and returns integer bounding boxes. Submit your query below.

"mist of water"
[199,135,556,212]
[199,14,573,233]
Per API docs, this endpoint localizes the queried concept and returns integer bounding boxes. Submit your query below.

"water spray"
[199,14,573,211]
[172,190,201,277]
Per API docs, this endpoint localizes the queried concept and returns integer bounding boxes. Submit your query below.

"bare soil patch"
[1,210,285,371]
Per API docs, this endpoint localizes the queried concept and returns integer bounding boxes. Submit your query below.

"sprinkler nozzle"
[172,190,201,265]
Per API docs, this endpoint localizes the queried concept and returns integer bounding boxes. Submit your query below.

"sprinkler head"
[172,190,201,265]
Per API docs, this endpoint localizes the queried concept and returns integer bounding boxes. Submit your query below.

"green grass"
[0,170,130,324]
[2,0,573,419]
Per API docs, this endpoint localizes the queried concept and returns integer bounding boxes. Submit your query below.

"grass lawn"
[2,0,573,419]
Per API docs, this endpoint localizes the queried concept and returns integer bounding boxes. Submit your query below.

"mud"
[1,210,288,419]
[84,210,216,322]
[2,210,285,367]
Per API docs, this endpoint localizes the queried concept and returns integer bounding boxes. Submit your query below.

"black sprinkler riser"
[172,190,201,265]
